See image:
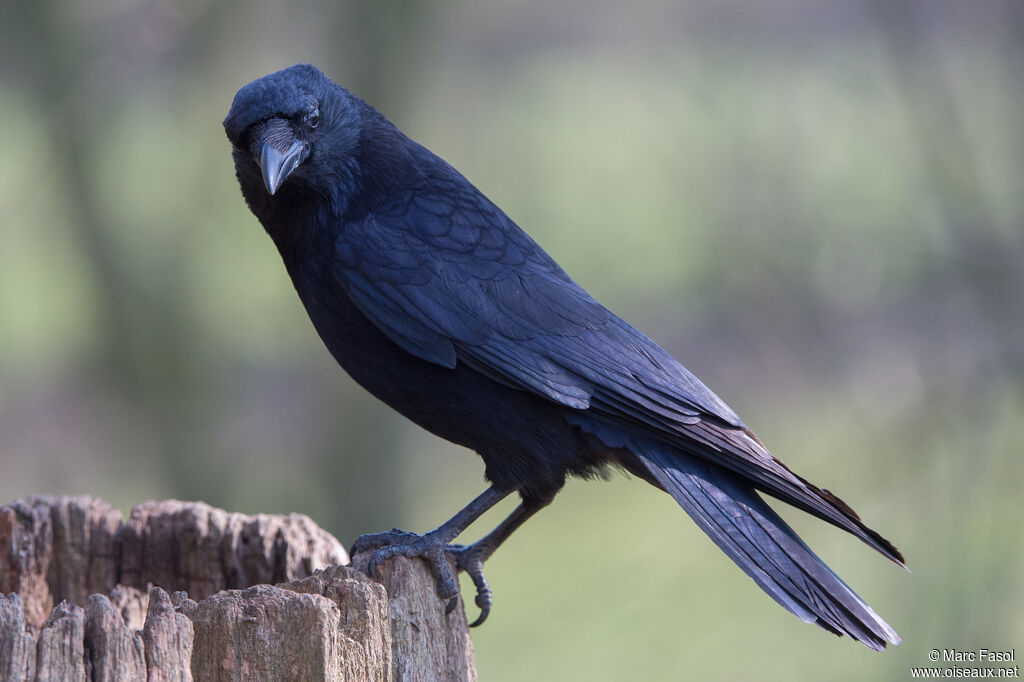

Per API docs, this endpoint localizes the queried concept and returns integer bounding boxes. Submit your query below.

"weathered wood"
[0,496,476,681]
[120,499,349,601]
[141,588,193,682]
[35,600,86,681]
[351,554,477,682]
[191,569,389,681]
[83,593,147,681]
[0,593,35,680]
[0,495,123,630]
[281,565,392,680]
[0,495,349,633]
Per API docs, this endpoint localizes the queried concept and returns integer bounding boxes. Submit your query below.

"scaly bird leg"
[351,486,511,614]
[446,497,550,626]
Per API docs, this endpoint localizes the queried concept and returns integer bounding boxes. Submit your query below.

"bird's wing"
[335,172,739,423]
[334,171,902,565]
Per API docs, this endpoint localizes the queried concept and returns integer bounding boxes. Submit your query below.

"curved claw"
[468,592,491,628]
[466,578,492,627]
[448,545,494,627]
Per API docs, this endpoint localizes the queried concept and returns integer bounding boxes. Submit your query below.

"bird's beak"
[255,126,310,195]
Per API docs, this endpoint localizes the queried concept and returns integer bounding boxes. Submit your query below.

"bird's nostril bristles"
[255,119,297,154]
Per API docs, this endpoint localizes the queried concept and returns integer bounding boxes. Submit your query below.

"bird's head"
[224,64,362,212]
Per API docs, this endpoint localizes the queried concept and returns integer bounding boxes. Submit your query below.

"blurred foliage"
[1,1,1022,680]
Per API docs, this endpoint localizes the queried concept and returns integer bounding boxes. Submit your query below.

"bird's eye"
[305,106,320,129]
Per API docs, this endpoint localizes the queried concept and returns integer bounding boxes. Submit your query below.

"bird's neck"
[342,109,421,218]
[259,192,337,279]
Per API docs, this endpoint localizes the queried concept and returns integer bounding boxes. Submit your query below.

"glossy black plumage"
[224,64,903,648]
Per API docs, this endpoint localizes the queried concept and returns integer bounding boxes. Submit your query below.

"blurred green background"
[2,1,1022,679]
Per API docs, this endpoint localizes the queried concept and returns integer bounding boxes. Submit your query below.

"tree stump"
[0,496,476,681]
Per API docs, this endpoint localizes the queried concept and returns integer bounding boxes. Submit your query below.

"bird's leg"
[351,486,511,613]
[446,497,550,627]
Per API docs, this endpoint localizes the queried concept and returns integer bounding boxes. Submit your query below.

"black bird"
[224,64,904,649]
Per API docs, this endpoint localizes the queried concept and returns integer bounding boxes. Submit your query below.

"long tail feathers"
[632,440,901,650]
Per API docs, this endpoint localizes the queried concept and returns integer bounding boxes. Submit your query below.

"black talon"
[468,584,492,627]
[468,605,490,628]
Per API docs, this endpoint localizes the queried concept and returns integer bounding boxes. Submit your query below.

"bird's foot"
[351,530,496,626]
[351,528,462,614]
[445,542,493,627]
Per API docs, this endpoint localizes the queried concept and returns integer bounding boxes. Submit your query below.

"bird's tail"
[631,440,901,650]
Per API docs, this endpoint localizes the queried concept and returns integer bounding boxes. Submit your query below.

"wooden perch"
[0,496,476,681]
